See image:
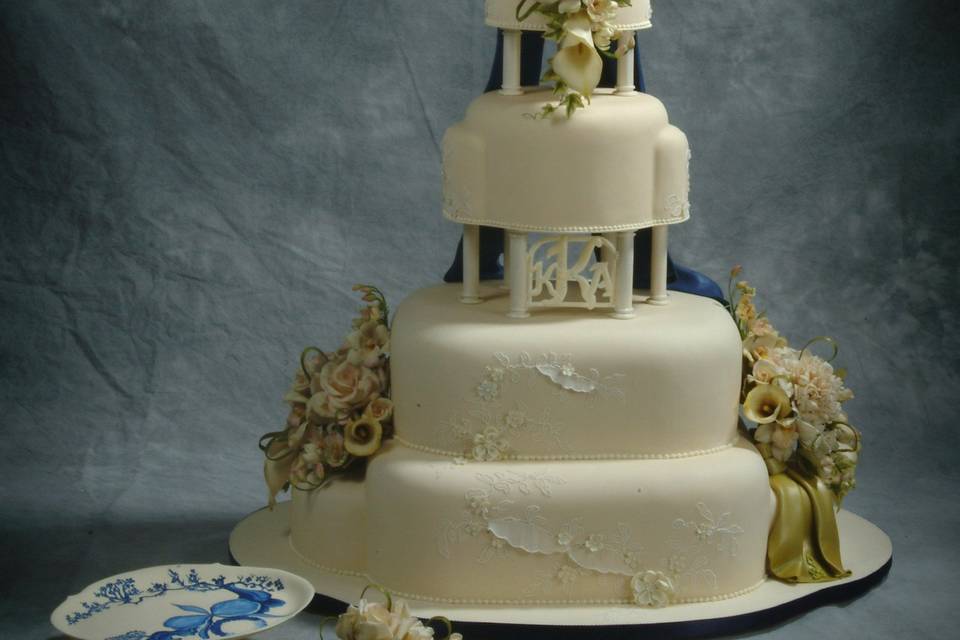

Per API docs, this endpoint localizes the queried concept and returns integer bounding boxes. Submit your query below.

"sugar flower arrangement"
[325,586,463,640]
[516,0,636,118]
[261,285,392,506]
[728,267,861,501]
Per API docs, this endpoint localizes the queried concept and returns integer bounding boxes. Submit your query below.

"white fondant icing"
[289,439,775,604]
[390,284,743,458]
[442,90,690,233]
[484,0,653,32]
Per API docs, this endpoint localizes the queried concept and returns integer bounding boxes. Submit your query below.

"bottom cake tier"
[290,439,775,606]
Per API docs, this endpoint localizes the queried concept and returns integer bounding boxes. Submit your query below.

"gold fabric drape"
[767,468,850,582]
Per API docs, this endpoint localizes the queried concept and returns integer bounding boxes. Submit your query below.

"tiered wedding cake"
[283,0,778,607]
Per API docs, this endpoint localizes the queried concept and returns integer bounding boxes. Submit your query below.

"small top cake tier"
[442,88,690,233]
[486,0,653,32]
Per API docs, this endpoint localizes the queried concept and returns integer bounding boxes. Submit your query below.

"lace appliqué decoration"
[441,144,475,222]
[438,474,744,608]
[437,471,566,563]
[442,352,625,461]
[663,147,693,220]
[673,502,744,558]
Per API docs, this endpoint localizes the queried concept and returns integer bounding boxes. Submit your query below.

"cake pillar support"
[501,30,524,96]
[648,225,669,305]
[613,231,635,318]
[507,231,529,318]
[615,33,637,95]
[461,224,481,304]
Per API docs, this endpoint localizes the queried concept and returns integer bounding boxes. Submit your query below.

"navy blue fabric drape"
[443,30,723,302]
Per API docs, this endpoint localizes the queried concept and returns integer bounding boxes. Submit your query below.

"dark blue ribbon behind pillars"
[443,30,724,302]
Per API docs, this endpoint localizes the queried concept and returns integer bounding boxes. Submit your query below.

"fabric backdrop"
[2,1,958,637]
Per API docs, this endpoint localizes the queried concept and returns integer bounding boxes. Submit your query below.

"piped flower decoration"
[516,0,636,118]
[727,268,861,501]
[260,285,392,507]
[630,570,675,608]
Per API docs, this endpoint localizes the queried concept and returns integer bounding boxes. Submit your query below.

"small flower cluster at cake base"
[516,0,636,118]
[261,285,392,506]
[728,267,861,501]
[327,586,463,640]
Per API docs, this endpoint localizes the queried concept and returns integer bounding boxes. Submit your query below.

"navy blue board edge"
[442,30,723,303]
[227,548,891,639]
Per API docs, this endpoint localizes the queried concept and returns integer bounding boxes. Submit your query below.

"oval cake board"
[229,503,891,636]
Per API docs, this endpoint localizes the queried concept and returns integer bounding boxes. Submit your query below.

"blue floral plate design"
[51,563,314,640]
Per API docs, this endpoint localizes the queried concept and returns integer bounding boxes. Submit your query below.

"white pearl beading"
[392,434,739,462]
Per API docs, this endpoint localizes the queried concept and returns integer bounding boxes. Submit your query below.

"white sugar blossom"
[631,570,675,608]
[584,533,605,552]
[472,427,509,461]
[754,422,799,462]
[476,379,499,401]
[557,565,581,585]
[466,491,492,518]
[485,366,505,382]
[504,409,526,431]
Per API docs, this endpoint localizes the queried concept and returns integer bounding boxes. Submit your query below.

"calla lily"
[836,450,859,468]
[743,383,792,424]
[834,423,859,449]
[552,14,603,96]
[562,13,596,49]
[264,440,295,509]
[283,390,309,405]
[344,415,383,457]
[796,419,821,448]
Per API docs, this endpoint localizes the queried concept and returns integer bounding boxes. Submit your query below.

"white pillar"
[507,231,529,318]
[615,33,637,95]
[461,224,481,304]
[612,230,635,318]
[648,225,669,305]
[501,234,511,289]
[501,30,524,96]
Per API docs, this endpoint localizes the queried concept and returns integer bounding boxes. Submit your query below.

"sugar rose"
[318,360,383,414]
[365,397,394,423]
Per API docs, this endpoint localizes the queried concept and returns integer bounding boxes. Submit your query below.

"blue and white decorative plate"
[51,563,314,640]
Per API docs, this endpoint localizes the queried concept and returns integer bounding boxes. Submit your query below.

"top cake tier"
[486,0,653,31]
[442,89,690,233]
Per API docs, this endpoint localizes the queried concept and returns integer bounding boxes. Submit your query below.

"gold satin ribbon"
[767,468,851,583]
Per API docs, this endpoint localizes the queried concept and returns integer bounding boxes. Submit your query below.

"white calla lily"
[552,16,604,97]
[558,0,584,14]
[562,13,596,49]
[796,419,821,448]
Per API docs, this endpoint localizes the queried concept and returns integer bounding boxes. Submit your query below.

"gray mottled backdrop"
[2,0,958,637]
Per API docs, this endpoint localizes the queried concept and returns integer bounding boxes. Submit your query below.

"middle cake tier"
[391,284,743,459]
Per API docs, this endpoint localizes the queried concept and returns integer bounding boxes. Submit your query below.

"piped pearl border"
[441,208,690,234]
[484,18,653,32]
[392,434,739,461]
[288,536,767,607]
